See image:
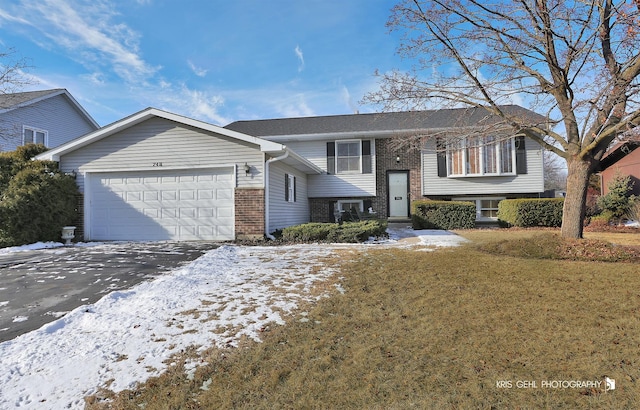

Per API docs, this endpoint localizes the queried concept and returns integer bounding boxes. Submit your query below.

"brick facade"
[74,193,84,242]
[234,188,265,240]
[308,139,423,222]
[373,138,422,219]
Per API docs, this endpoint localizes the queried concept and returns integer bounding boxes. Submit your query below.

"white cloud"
[340,84,360,114]
[187,60,208,78]
[152,85,229,125]
[5,0,157,83]
[294,45,305,72]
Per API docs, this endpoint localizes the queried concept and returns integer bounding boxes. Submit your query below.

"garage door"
[88,168,234,241]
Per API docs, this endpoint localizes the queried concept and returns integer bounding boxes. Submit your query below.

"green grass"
[87,231,640,409]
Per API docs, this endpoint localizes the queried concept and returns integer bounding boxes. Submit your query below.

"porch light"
[244,162,251,176]
[396,155,401,164]
[65,170,77,179]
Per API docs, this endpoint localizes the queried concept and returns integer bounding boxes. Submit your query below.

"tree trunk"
[561,157,594,239]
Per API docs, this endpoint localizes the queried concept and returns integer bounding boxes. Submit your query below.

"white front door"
[388,171,409,218]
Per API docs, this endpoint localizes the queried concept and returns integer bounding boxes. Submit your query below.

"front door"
[388,171,409,218]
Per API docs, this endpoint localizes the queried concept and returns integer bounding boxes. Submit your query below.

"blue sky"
[0,0,405,126]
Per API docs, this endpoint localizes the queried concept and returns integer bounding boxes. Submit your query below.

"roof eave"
[36,107,291,162]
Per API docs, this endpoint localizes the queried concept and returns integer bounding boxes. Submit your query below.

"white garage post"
[264,151,289,240]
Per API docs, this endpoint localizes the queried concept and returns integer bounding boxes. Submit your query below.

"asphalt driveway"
[0,241,218,343]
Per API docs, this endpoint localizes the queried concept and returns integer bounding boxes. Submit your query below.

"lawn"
[87,230,640,409]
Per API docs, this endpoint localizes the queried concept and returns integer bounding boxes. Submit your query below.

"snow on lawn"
[0,242,64,254]
[0,229,467,409]
[0,244,342,409]
[0,241,109,254]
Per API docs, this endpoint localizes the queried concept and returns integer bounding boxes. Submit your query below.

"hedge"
[280,220,388,243]
[411,200,476,230]
[497,198,564,227]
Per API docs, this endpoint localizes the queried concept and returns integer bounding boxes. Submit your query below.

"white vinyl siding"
[0,94,97,151]
[59,117,264,192]
[268,162,309,231]
[422,138,544,196]
[285,139,376,197]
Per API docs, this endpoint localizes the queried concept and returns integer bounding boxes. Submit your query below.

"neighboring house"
[599,140,640,196]
[37,106,545,242]
[0,89,99,152]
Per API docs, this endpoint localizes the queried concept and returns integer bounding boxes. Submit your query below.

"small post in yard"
[61,226,76,246]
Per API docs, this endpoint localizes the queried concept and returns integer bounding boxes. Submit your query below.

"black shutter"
[362,140,372,174]
[329,201,337,222]
[515,136,527,174]
[327,142,335,174]
[284,174,289,201]
[436,137,447,177]
[293,176,296,202]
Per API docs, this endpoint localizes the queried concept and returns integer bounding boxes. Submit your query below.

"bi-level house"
[0,89,99,152]
[37,106,545,242]
[226,106,545,224]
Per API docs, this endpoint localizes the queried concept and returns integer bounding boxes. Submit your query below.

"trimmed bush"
[497,198,564,227]
[411,200,476,230]
[280,220,388,243]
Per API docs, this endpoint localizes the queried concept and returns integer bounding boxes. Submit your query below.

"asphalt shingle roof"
[225,105,545,137]
[0,89,65,110]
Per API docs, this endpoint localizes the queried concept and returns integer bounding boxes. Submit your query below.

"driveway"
[0,242,218,342]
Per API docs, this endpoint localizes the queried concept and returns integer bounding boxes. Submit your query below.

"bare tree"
[543,150,567,191]
[0,48,34,149]
[0,48,31,94]
[364,0,640,238]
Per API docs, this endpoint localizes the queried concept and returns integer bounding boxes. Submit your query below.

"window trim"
[23,125,49,146]
[285,173,296,203]
[454,197,505,220]
[447,136,516,177]
[335,139,362,174]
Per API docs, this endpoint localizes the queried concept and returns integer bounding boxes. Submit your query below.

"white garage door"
[88,168,234,241]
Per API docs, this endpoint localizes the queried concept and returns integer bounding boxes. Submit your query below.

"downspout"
[264,150,289,240]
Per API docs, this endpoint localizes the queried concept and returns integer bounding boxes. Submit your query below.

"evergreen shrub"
[497,198,564,227]
[0,145,78,247]
[280,220,387,243]
[411,200,476,230]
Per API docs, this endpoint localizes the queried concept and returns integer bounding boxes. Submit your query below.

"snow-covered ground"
[0,230,466,409]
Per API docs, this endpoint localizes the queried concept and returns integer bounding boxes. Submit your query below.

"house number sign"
[395,196,402,200]
[152,162,163,167]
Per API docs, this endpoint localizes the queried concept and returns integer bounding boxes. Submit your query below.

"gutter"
[264,150,290,240]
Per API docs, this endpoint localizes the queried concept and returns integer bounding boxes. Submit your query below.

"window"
[336,140,361,173]
[479,199,502,218]
[285,173,296,202]
[447,136,515,176]
[454,197,505,220]
[326,140,373,175]
[337,200,363,213]
[23,126,48,146]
